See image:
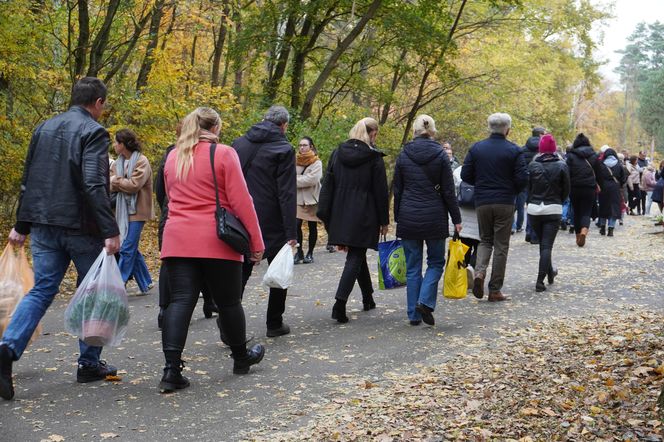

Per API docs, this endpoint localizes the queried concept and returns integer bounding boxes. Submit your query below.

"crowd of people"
[0,76,660,400]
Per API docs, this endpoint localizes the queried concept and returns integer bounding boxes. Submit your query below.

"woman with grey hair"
[393,115,462,325]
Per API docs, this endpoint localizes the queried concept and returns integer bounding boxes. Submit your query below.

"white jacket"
[296,160,322,206]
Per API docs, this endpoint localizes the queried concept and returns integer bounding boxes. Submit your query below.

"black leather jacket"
[527,154,570,206]
[15,106,119,238]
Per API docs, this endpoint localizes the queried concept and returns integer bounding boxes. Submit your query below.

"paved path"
[1,217,662,441]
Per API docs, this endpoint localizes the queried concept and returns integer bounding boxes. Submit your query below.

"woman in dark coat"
[393,115,461,326]
[597,148,627,236]
[566,133,599,247]
[317,117,389,323]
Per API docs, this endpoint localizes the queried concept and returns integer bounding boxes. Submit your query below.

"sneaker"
[266,323,290,337]
[77,360,118,383]
[0,344,15,400]
[159,361,190,393]
[415,304,435,326]
[233,344,265,374]
[326,245,336,253]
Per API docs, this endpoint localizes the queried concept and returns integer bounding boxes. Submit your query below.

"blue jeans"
[401,239,445,321]
[561,198,571,224]
[598,217,616,228]
[513,190,527,230]
[118,221,152,292]
[1,225,104,366]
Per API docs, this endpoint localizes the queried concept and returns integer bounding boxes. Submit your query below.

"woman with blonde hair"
[317,117,389,323]
[393,115,461,325]
[160,107,266,393]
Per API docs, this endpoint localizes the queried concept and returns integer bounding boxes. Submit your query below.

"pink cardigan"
[161,142,264,261]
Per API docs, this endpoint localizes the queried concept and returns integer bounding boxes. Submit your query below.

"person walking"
[294,136,323,265]
[0,77,121,400]
[452,167,480,270]
[232,106,297,338]
[565,133,600,247]
[597,149,627,236]
[626,156,642,215]
[461,113,528,302]
[642,165,657,216]
[393,115,462,326]
[526,135,570,292]
[317,117,389,323]
[160,107,266,393]
[110,129,154,295]
[522,127,546,244]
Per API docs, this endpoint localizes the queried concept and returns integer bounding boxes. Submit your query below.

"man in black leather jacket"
[0,77,121,401]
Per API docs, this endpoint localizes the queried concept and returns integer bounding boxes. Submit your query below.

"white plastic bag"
[64,250,130,347]
[262,243,294,289]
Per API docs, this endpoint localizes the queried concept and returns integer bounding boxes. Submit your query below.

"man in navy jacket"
[461,113,528,301]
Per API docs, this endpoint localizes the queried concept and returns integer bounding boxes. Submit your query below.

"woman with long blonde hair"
[159,107,266,393]
[317,117,389,323]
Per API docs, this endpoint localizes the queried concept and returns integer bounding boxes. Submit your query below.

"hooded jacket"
[232,120,296,258]
[566,145,599,188]
[527,154,570,207]
[317,139,389,250]
[393,136,461,239]
[522,136,541,165]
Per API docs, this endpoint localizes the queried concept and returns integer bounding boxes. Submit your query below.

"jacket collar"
[69,105,93,118]
[489,133,507,140]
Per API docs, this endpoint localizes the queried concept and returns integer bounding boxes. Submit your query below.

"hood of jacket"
[337,139,382,167]
[524,136,540,152]
[245,120,287,144]
[534,153,562,163]
[403,136,444,165]
[569,145,595,159]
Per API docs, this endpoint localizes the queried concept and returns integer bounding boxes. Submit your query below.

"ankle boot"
[535,281,546,292]
[0,344,15,400]
[362,293,376,311]
[233,344,265,374]
[547,267,558,285]
[331,299,349,323]
[203,303,218,319]
[303,252,314,264]
[159,360,190,393]
[599,226,606,236]
[294,249,304,265]
[607,227,614,237]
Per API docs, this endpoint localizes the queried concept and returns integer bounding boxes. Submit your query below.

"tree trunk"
[160,2,178,51]
[136,0,167,92]
[211,0,231,87]
[264,13,296,103]
[300,0,382,121]
[380,49,407,124]
[102,12,152,84]
[74,0,89,78]
[232,4,243,99]
[86,0,122,77]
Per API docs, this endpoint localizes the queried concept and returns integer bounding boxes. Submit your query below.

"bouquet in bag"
[0,244,42,343]
[65,251,130,347]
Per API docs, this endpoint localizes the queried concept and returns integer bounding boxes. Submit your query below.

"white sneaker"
[466,265,475,290]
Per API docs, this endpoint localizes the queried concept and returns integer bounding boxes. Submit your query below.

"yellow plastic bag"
[443,235,470,299]
[0,244,41,343]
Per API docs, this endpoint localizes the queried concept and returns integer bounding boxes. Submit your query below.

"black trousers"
[242,257,287,330]
[158,261,216,310]
[529,214,561,283]
[296,219,318,255]
[628,184,642,212]
[570,186,596,233]
[162,258,246,359]
[334,247,373,301]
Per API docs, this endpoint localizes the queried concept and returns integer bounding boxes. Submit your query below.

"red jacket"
[161,141,264,261]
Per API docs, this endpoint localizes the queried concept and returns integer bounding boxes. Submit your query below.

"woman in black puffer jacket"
[566,133,600,247]
[527,134,570,292]
[393,115,461,326]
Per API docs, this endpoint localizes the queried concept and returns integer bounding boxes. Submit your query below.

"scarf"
[296,150,319,167]
[199,129,219,144]
[115,150,141,243]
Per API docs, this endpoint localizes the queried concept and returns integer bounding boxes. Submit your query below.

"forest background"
[1,0,663,222]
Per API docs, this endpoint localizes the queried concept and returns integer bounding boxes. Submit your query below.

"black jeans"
[162,258,246,359]
[296,219,318,255]
[628,184,642,213]
[242,257,287,330]
[334,247,373,301]
[570,186,596,233]
[158,261,216,310]
[529,214,561,283]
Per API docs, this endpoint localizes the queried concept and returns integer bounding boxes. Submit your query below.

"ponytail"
[348,117,379,146]
[175,107,220,180]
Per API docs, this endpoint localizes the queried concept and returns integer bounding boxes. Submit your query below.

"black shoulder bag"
[209,143,251,255]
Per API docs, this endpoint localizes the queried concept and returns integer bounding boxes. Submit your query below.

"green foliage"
[638,69,664,148]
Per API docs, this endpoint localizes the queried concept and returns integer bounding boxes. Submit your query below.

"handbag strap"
[584,158,597,181]
[605,163,619,184]
[209,143,222,211]
[242,143,262,176]
[409,151,443,196]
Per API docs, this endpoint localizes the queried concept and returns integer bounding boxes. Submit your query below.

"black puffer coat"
[597,151,627,219]
[15,106,119,238]
[317,139,389,250]
[527,154,570,206]
[566,145,599,188]
[522,136,541,165]
[232,121,297,258]
[393,136,461,240]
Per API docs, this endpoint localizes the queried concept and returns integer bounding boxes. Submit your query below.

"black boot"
[415,303,435,326]
[233,344,265,374]
[203,303,218,319]
[326,244,336,253]
[608,227,614,237]
[303,252,314,264]
[331,299,349,323]
[294,249,304,265]
[599,226,606,236]
[535,280,546,292]
[362,293,376,311]
[548,267,558,285]
[159,360,190,393]
[0,344,15,400]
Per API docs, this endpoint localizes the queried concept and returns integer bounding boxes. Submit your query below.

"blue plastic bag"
[377,239,407,290]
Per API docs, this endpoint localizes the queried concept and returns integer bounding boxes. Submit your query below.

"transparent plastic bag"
[262,243,294,289]
[64,250,129,347]
[0,244,24,336]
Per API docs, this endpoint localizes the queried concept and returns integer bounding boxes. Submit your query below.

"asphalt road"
[1,216,662,441]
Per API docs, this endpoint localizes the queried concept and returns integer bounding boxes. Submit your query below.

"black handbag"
[457,181,475,208]
[209,143,251,255]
